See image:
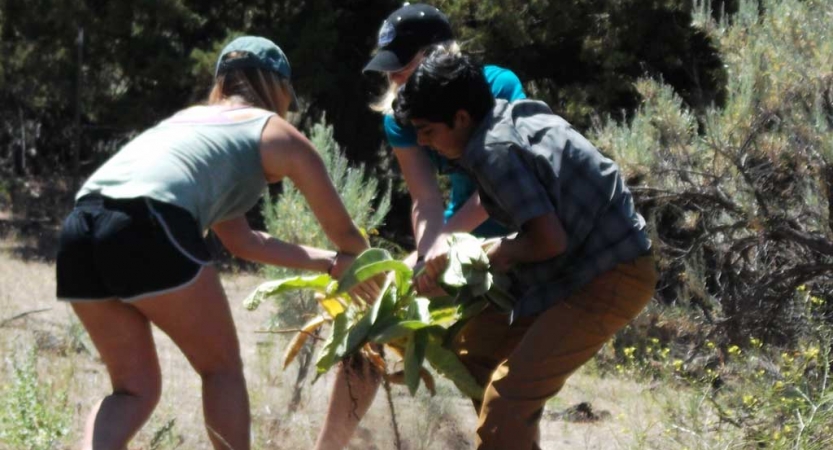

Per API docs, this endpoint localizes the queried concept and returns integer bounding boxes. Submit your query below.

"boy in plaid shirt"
[394,49,658,450]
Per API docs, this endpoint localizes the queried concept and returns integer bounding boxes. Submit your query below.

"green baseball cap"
[215,36,299,111]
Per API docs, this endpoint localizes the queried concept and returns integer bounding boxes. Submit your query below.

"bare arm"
[411,192,489,286]
[260,116,368,256]
[394,146,445,257]
[486,212,567,272]
[439,192,489,234]
[212,217,354,274]
[418,212,567,290]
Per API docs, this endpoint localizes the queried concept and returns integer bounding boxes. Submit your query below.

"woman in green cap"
[56,36,370,450]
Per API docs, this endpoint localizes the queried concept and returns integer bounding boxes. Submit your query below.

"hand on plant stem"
[329,252,355,279]
[485,239,513,273]
[330,253,380,303]
[415,251,448,296]
[351,275,385,304]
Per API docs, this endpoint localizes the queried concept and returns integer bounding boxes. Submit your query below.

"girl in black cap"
[57,36,371,450]
[313,4,527,449]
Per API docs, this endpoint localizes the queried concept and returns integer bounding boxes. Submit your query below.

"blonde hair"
[208,51,293,117]
[369,41,461,114]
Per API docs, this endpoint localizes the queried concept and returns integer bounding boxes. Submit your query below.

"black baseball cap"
[363,3,453,73]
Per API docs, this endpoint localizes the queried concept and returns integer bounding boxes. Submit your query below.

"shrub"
[256,116,391,413]
[0,348,70,450]
[592,2,833,446]
[261,116,391,328]
[592,0,833,347]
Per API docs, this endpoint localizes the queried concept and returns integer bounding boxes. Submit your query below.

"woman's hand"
[330,252,384,303]
[328,252,354,279]
[414,250,449,296]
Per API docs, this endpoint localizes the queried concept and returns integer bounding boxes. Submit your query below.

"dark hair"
[394,48,494,127]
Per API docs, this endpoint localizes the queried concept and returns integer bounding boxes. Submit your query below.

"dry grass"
[0,231,676,450]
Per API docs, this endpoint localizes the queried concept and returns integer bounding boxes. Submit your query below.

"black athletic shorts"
[56,194,212,302]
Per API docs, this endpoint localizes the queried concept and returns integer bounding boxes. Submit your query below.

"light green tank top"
[77,106,274,230]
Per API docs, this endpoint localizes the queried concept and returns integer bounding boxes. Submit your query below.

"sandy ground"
[0,232,665,449]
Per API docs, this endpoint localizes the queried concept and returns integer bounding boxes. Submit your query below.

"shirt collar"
[459,99,512,169]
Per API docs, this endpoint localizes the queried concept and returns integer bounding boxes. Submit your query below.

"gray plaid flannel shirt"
[457,99,651,318]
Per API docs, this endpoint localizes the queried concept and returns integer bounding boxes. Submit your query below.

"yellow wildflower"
[673,359,684,370]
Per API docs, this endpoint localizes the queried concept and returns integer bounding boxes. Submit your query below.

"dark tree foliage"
[0,0,726,246]
[440,0,726,129]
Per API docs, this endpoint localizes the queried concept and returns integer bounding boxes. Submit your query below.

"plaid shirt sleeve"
[469,141,554,230]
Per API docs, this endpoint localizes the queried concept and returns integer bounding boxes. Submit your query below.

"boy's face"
[412,110,474,160]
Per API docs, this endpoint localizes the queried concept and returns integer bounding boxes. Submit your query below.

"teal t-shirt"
[384,65,526,236]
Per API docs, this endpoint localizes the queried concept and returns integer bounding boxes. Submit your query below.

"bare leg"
[133,265,249,450]
[72,300,162,450]
[314,358,381,450]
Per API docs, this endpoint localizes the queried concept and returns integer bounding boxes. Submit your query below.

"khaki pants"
[452,255,658,450]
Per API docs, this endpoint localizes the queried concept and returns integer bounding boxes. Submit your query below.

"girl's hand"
[328,252,354,279]
[414,251,448,296]
[352,276,384,304]
[330,253,383,303]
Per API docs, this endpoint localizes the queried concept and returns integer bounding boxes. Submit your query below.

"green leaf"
[450,233,489,267]
[244,274,332,310]
[407,297,432,323]
[342,311,374,357]
[464,269,492,297]
[370,320,433,343]
[425,338,484,400]
[484,285,515,313]
[441,300,488,348]
[405,329,429,395]
[429,306,460,327]
[460,298,490,321]
[368,278,394,325]
[337,248,393,293]
[441,233,492,294]
[441,254,469,287]
[315,312,349,378]
[355,260,413,286]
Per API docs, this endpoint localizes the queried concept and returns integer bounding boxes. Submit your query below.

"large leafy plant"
[244,233,514,399]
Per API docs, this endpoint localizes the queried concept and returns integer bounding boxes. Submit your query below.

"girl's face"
[388,52,425,86]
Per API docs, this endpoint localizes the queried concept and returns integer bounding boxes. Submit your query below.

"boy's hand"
[486,239,513,273]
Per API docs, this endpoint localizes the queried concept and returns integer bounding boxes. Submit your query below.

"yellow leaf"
[283,315,327,370]
[316,293,346,318]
